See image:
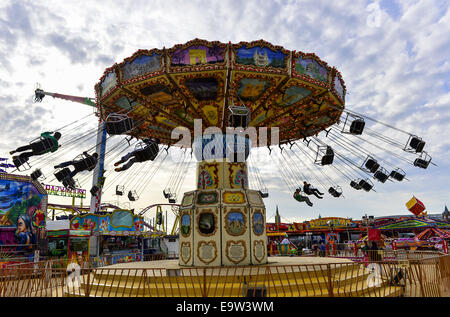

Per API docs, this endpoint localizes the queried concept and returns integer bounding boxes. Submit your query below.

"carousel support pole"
[90,120,107,214]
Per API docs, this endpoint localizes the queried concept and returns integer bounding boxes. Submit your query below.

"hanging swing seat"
[228,104,250,129]
[259,189,269,198]
[12,155,31,171]
[328,186,342,197]
[390,168,405,181]
[128,190,139,201]
[405,135,426,153]
[105,113,135,135]
[413,152,431,169]
[358,179,374,192]
[30,169,44,181]
[116,185,124,196]
[315,145,334,166]
[350,180,362,190]
[374,167,389,183]
[362,156,380,173]
[341,113,365,135]
[54,168,71,182]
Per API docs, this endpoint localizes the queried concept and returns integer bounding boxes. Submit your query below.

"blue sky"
[0,0,449,229]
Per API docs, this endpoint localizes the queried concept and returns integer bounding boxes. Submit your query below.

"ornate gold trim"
[253,240,266,263]
[180,242,192,264]
[196,240,218,265]
[225,240,247,265]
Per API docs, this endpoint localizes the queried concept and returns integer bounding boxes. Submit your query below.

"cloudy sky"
[0,0,449,229]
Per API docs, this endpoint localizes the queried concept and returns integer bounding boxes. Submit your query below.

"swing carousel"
[16,39,433,268]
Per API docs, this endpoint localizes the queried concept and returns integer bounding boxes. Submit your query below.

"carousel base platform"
[65,257,404,297]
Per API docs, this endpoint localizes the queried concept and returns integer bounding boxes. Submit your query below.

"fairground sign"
[44,184,86,198]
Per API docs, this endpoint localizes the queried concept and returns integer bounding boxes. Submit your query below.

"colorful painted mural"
[100,71,117,97]
[236,46,287,68]
[294,56,328,82]
[253,212,264,235]
[0,175,47,248]
[333,75,345,100]
[226,211,245,235]
[185,77,219,101]
[237,78,271,101]
[122,53,161,80]
[139,84,179,107]
[181,214,191,236]
[171,44,225,66]
[70,210,144,234]
[273,86,311,108]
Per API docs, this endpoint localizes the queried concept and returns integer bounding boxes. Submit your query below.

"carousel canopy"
[95,39,345,146]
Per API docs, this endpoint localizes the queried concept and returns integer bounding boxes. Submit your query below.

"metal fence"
[1,254,448,297]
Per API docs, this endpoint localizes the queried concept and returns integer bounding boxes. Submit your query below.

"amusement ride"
[7,38,434,266]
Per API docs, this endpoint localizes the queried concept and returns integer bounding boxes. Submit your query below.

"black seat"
[321,147,334,165]
[55,168,71,182]
[365,158,380,173]
[128,190,136,201]
[358,179,373,192]
[390,170,405,181]
[350,180,362,190]
[30,169,42,181]
[349,119,365,135]
[116,185,124,196]
[374,170,389,183]
[259,190,269,198]
[409,137,425,153]
[328,187,342,197]
[62,177,76,190]
[106,117,134,135]
[413,158,430,169]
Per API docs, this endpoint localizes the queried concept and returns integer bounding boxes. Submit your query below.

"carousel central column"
[178,137,268,267]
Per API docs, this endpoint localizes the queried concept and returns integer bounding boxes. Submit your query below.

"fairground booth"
[46,229,91,266]
[0,173,47,265]
[69,209,153,265]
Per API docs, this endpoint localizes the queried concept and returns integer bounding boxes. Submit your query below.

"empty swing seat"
[365,158,380,173]
[259,190,269,198]
[413,158,430,169]
[116,185,124,196]
[390,170,405,181]
[374,170,389,183]
[30,169,43,181]
[128,190,138,201]
[328,187,342,197]
[106,116,134,135]
[409,137,425,153]
[350,180,362,190]
[358,179,373,192]
[228,105,250,129]
[349,119,365,135]
[321,147,334,165]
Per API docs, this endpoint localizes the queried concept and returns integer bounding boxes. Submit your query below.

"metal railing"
[1,254,448,297]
